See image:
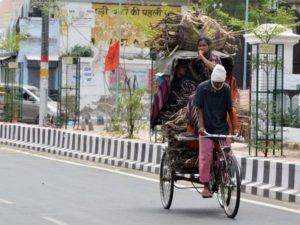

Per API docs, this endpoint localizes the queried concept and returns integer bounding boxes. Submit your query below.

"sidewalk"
[232,142,300,163]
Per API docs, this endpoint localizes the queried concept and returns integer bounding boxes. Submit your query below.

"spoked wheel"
[220,155,241,218]
[217,189,224,208]
[210,160,224,208]
[159,152,174,209]
[210,158,224,208]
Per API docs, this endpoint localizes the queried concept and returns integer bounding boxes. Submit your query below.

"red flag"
[105,41,119,71]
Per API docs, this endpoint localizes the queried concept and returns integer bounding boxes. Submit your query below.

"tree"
[70,45,94,57]
[0,33,27,52]
[195,0,300,36]
[115,76,146,139]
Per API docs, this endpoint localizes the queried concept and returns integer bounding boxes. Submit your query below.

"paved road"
[0,146,299,225]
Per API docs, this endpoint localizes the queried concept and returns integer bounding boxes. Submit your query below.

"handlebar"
[204,131,239,139]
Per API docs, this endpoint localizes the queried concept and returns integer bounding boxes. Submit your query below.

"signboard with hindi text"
[92,4,181,47]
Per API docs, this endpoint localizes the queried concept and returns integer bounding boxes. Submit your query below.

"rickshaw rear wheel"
[160,152,174,209]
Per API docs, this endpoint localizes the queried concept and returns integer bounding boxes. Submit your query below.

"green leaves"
[0,33,27,52]
[213,9,249,32]
[114,77,146,138]
[193,0,300,41]
[250,100,283,156]
[117,88,146,138]
[194,0,222,15]
[70,45,94,57]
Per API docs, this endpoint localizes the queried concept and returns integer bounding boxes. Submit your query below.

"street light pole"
[39,0,49,125]
[243,0,249,89]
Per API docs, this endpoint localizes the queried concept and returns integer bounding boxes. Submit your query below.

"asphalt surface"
[0,146,299,225]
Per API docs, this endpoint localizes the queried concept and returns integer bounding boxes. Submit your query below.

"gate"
[0,62,23,122]
[250,44,284,156]
[57,57,80,129]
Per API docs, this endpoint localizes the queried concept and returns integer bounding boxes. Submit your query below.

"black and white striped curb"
[0,123,164,174]
[0,123,299,204]
[238,157,300,203]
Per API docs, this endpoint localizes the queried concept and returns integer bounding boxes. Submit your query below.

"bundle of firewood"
[161,107,188,142]
[145,11,235,56]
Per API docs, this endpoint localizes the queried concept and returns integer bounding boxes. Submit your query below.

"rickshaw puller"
[193,64,238,198]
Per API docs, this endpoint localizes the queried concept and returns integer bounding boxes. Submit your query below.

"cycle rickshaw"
[151,51,241,218]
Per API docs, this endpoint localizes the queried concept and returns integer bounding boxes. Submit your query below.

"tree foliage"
[194,0,300,42]
[250,100,283,157]
[0,33,27,52]
[70,45,94,57]
[115,76,146,139]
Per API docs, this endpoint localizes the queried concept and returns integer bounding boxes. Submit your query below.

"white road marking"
[240,198,300,215]
[43,217,69,225]
[2,147,300,215]
[0,198,13,204]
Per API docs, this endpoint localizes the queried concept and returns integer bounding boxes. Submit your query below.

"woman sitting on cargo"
[169,62,189,99]
[168,61,199,110]
[189,36,222,83]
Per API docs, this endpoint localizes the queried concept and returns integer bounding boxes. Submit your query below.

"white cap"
[211,64,226,82]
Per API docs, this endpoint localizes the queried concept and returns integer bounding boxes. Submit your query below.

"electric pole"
[39,0,49,125]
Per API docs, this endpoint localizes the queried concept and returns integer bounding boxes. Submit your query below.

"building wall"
[0,0,23,34]
[17,18,60,91]
[59,1,183,52]
[59,2,94,55]
[91,3,181,46]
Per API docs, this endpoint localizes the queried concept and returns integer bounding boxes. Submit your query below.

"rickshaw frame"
[156,50,241,218]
